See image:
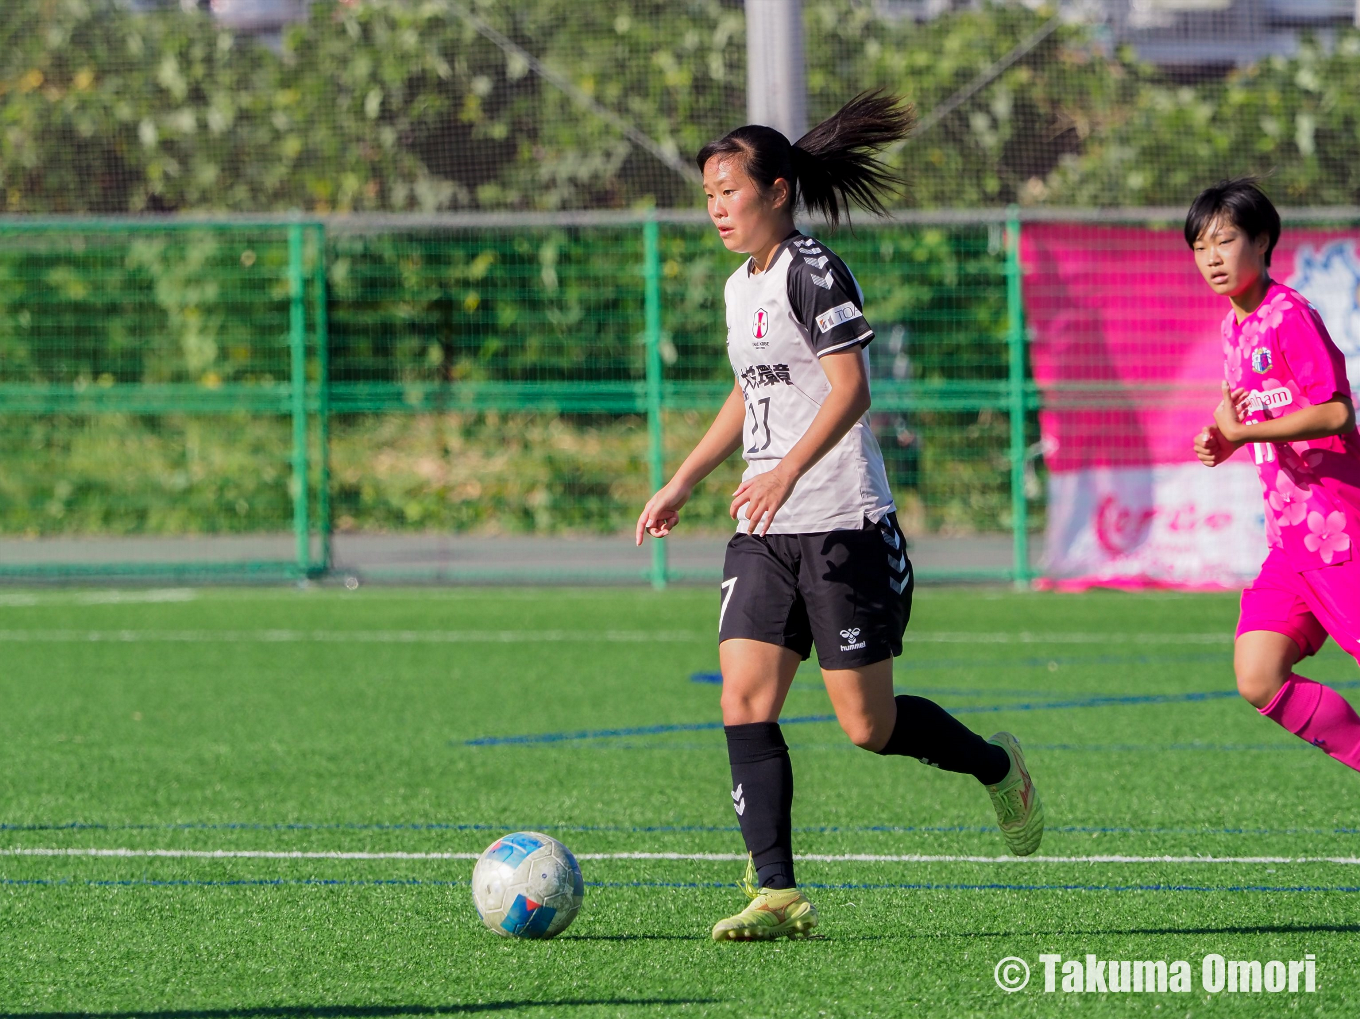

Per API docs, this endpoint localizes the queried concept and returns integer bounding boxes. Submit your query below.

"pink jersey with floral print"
[1223,282,1360,571]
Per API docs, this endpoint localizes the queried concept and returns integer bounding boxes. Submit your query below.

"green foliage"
[0,413,294,534]
[328,227,647,384]
[807,3,1129,207]
[1045,36,1360,206]
[5,1,1360,213]
[0,0,741,213]
[328,410,745,534]
[0,405,1015,537]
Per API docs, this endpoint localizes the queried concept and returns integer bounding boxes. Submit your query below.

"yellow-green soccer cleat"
[711,856,819,942]
[985,731,1045,857]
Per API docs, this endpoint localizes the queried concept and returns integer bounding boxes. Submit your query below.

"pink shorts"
[1237,546,1360,662]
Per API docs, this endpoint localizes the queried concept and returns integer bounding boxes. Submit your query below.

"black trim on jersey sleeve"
[784,235,875,357]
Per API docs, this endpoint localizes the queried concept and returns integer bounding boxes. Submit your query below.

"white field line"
[0,629,703,644]
[0,629,1230,644]
[3,848,481,860]
[0,589,196,608]
[4,848,1359,865]
[909,632,1231,645]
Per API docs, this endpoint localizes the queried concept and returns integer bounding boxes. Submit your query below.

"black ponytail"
[695,90,914,225]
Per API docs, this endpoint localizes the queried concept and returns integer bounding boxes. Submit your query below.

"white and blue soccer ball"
[471,831,584,939]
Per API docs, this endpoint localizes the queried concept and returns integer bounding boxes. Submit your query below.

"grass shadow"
[1105,923,1360,937]
[845,921,1360,941]
[558,934,702,941]
[0,1002,719,1019]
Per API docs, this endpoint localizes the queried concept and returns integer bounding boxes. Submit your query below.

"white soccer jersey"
[724,232,895,534]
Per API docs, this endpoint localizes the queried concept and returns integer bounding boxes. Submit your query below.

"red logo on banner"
[1095,496,1156,555]
[1094,495,1232,555]
[752,308,768,339]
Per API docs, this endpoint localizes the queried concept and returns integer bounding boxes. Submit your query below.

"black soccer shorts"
[717,513,914,670]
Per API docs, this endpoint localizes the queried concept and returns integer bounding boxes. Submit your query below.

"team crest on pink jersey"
[1251,347,1273,374]
[752,308,769,339]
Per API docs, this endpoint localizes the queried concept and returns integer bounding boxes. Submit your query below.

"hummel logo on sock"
[731,784,746,816]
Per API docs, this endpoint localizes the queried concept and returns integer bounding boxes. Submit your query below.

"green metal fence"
[0,210,1034,584]
[0,218,331,579]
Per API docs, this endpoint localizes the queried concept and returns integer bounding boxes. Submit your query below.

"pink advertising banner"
[1022,223,1360,589]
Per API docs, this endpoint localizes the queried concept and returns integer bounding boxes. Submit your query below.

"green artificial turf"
[1,585,1358,1017]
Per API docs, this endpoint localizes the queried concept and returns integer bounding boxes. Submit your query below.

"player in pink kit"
[1190,178,1360,772]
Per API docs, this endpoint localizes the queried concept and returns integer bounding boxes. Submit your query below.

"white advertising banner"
[1043,462,1265,590]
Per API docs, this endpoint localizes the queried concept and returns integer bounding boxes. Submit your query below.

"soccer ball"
[471,831,584,939]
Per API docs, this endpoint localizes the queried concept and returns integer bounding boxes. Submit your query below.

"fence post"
[288,221,310,578]
[311,223,332,575]
[1005,205,1030,589]
[642,214,668,590]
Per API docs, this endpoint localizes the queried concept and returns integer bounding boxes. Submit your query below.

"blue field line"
[467,679,1360,747]
[642,740,1309,753]
[1030,742,1305,752]
[947,690,1235,714]
[592,880,1360,894]
[6,877,1360,895]
[690,673,1069,697]
[893,651,1236,671]
[691,650,1238,687]
[461,714,836,747]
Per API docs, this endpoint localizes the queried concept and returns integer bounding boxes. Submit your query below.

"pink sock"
[1260,675,1360,772]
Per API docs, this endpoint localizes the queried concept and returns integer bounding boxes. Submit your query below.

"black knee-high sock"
[724,722,795,890]
[877,695,1010,785]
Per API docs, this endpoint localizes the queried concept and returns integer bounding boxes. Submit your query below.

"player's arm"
[1213,380,1355,444]
[730,350,870,534]
[636,381,745,544]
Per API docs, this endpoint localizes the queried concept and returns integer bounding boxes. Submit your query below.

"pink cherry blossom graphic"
[1260,296,1293,331]
[1303,510,1351,564]
[1268,471,1312,527]
[1225,343,1243,380]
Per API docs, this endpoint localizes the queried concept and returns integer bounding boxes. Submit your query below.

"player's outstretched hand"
[636,483,690,545]
[1194,423,1237,467]
[730,467,796,536]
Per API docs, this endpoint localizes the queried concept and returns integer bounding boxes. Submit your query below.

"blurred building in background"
[203,0,310,34]
[124,0,311,39]
[884,0,1358,69]
[1116,0,1358,69]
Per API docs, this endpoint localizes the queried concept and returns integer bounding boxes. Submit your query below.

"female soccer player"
[1190,178,1360,772]
[634,92,1045,941]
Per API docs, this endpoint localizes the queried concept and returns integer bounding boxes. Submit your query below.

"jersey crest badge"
[752,308,769,339]
[1251,347,1272,374]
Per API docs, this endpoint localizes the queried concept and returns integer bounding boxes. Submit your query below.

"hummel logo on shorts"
[839,627,866,652]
